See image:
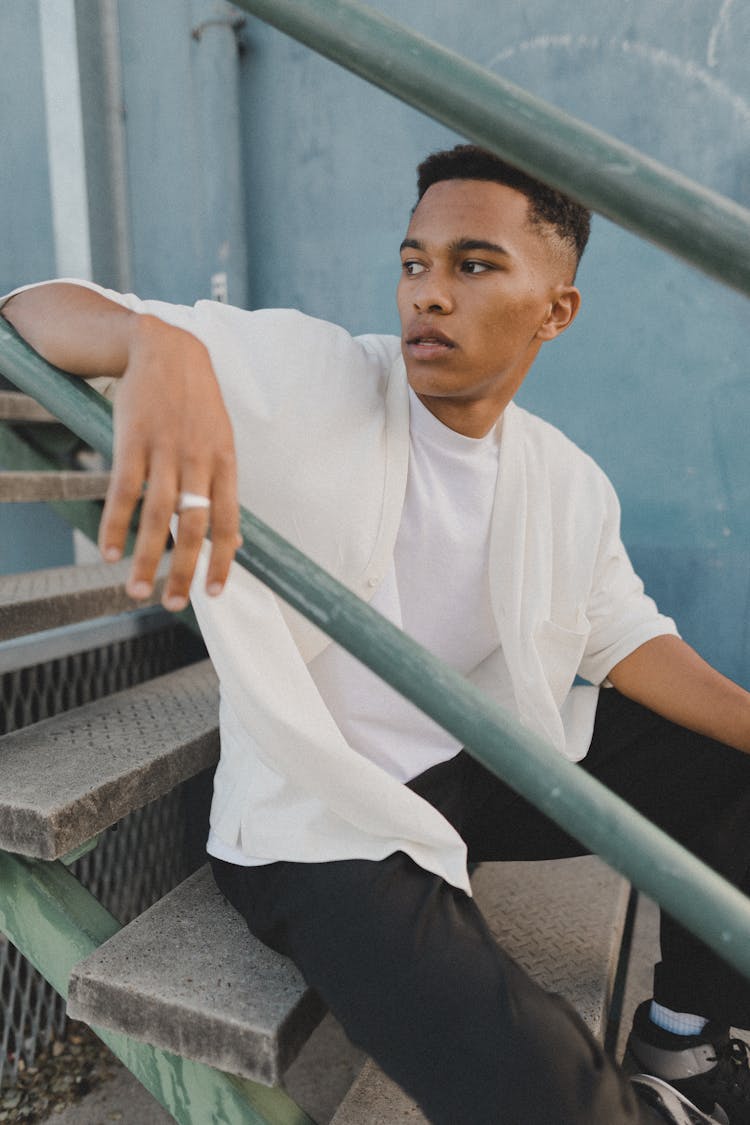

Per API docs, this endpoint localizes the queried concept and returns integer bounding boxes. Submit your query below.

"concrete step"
[0,660,219,859]
[0,390,57,422]
[0,558,166,642]
[69,855,629,1107]
[331,855,630,1124]
[68,864,326,1087]
[0,470,111,501]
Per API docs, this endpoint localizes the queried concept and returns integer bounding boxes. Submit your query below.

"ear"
[535,285,581,342]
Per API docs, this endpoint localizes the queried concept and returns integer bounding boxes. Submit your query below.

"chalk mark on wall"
[707,0,735,69]
[486,34,750,130]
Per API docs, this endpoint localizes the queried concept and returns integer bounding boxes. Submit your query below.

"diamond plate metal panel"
[332,857,630,1125]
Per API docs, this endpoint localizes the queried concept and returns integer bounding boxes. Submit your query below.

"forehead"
[406,179,545,259]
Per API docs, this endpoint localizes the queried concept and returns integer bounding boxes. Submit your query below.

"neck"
[414,393,505,438]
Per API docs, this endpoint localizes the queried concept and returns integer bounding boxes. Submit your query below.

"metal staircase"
[1,1,750,1121]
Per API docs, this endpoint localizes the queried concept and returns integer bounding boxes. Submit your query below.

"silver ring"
[177,491,211,513]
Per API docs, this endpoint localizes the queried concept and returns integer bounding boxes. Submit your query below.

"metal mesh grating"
[0,940,67,1088]
[0,626,205,736]
[0,618,210,1089]
[72,782,192,927]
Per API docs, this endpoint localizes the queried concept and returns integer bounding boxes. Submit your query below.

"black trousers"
[211,690,750,1124]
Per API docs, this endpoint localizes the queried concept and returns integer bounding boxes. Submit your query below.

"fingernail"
[163,594,188,612]
[207,582,223,597]
[129,580,152,599]
[103,546,121,562]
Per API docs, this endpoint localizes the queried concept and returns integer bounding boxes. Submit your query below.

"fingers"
[97,316,240,611]
[102,461,240,613]
[204,450,240,595]
[100,446,179,601]
[129,454,180,602]
[161,484,239,611]
[98,442,149,567]
[164,441,239,609]
[162,501,211,611]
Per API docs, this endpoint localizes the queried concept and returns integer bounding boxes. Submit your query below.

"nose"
[412,268,454,314]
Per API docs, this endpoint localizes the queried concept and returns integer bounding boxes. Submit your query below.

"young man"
[3,146,750,1125]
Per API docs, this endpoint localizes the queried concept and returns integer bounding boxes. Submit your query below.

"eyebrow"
[399,237,511,257]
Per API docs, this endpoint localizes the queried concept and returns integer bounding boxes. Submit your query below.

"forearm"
[608,634,750,753]
[1,282,140,378]
[1,279,238,610]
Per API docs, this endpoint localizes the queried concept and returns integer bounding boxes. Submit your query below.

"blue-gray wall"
[1,0,749,687]
[0,1,73,573]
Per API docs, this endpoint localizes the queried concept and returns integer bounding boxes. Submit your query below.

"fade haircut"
[417,144,591,270]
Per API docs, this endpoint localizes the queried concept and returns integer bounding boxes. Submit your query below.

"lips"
[407,325,455,347]
[405,324,457,355]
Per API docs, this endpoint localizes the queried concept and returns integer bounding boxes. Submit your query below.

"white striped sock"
[650,1001,708,1036]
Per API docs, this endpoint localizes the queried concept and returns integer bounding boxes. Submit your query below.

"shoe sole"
[632,1074,728,1124]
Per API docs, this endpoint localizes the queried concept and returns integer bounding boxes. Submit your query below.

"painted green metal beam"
[2,320,750,981]
[0,422,105,544]
[232,0,750,299]
[0,323,113,458]
[0,850,314,1125]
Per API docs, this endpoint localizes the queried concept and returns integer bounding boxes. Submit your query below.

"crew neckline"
[407,385,502,454]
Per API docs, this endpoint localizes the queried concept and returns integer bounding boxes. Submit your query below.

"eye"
[402,260,426,276]
[462,260,491,274]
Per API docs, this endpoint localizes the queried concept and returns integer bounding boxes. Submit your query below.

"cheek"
[488,296,546,338]
[472,304,542,366]
[395,281,409,322]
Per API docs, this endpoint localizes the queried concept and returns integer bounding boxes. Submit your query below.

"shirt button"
[367,577,378,588]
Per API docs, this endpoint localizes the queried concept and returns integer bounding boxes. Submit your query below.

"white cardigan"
[1,282,677,893]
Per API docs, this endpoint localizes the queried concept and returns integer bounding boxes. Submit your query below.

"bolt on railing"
[2,314,750,982]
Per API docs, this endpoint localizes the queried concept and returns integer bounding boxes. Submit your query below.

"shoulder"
[193,302,395,356]
[509,403,617,508]
[192,302,356,353]
[192,303,396,386]
[179,305,401,435]
[354,331,402,366]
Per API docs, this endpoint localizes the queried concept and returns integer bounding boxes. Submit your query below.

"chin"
[405,371,464,399]
[404,357,452,388]
[406,374,444,398]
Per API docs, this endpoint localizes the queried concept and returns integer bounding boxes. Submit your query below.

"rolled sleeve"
[0,278,200,402]
[578,479,678,685]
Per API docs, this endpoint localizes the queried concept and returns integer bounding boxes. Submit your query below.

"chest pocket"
[533,616,590,707]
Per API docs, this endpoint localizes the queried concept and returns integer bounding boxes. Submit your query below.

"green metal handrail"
[2,315,750,982]
[233,0,750,298]
[0,852,314,1124]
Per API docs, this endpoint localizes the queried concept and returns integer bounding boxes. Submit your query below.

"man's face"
[396,178,580,434]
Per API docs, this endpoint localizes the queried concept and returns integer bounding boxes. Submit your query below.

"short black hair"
[417,144,591,269]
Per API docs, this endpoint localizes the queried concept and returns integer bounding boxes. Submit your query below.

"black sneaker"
[632,1074,723,1123]
[627,1000,750,1124]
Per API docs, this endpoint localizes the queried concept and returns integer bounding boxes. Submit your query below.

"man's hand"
[1,283,240,610]
[102,314,239,611]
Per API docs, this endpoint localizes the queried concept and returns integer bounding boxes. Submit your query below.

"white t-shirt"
[208,386,517,864]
